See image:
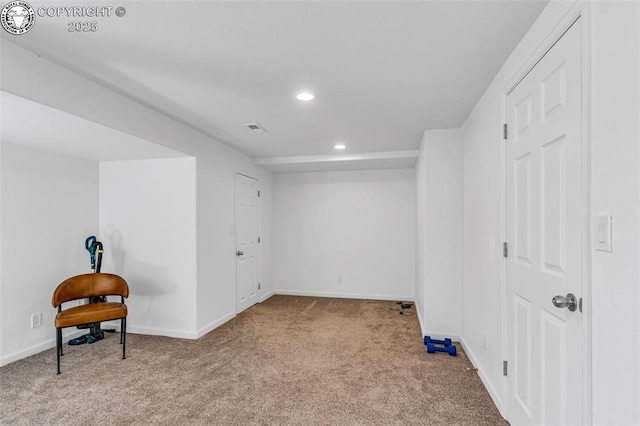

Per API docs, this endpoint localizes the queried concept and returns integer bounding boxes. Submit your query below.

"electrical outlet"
[31,313,42,328]
[337,275,343,283]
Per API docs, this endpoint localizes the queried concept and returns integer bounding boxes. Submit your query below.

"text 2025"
[68,21,98,32]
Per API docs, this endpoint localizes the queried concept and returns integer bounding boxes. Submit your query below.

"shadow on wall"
[102,225,177,314]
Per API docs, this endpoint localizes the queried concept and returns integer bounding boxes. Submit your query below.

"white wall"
[460,0,579,410]
[461,72,507,408]
[0,143,98,366]
[460,1,640,423]
[194,160,273,337]
[258,178,274,302]
[590,1,640,423]
[0,126,3,363]
[99,158,197,337]
[414,129,463,339]
[1,40,274,344]
[0,136,2,362]
[415,141,427,332]
[274,169,415,301]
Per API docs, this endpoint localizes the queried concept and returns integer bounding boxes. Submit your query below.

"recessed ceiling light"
[334,144,346,150]
[296,92,315,101]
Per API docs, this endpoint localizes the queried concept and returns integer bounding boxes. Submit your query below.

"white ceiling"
[1,91,189,161]
[2,1,547,166]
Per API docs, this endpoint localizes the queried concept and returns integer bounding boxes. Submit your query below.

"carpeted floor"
[0,296,505,425]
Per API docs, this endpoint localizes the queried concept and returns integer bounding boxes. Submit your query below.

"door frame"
[500,2,592,423]
[234,171,261,314]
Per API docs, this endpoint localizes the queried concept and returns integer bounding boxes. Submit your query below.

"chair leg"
[122,317,126,360]
[56,328,61,374]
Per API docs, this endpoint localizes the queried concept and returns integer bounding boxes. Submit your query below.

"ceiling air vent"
[245,123,268,134]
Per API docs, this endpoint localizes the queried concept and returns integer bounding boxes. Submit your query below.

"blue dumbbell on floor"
[426,343,457,356]
[424,336,452,347]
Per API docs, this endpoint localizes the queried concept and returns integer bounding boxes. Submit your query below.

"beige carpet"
[0,296,504,425]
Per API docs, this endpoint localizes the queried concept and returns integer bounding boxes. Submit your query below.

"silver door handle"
[236,251,243,256]
[552,293,577,312]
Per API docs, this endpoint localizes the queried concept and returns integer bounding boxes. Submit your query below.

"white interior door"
[235,173,259,314]
[505,19,583,425]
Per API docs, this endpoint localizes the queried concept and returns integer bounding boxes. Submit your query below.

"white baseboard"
[110,324,199,339]
[103,311,238,340]
[0,329,85,367]
[459,337,504,415]
[414,300,426,337]
[275,289,413,302]
[412,302,460,342]
[422,331,461,342]
[196,311,236,338]
[260,290,276,302]
[0,310,239,366]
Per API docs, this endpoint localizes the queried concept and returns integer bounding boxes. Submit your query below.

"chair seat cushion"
[55,302,127,328]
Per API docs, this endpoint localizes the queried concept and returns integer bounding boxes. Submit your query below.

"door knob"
[236,250,244,256]
[552,293,578,312]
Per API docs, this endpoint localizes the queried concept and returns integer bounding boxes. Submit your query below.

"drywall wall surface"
[100,158,197,337]
[416,129,463,338]
[0,132,3,361]
[414,138,427,335]
[1,41,274,339]
[273,169,415,301]
[460,0,577,412]
[258,176,274,301]
[0,143,98,366]
[461,83,505,407]
[187,145,274,336]
[461,0,640,421]
[590,2,640,424]
[193,157,274,336]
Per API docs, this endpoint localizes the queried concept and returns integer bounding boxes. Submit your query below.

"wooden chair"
[52,273,129,374]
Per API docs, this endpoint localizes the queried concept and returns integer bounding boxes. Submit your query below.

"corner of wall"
[419,128,464,339]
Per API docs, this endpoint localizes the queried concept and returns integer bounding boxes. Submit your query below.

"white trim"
[260,290,276,303]
[103,311,237,340]
[0,329,85,367]
[423,332,460,342]
[235,172,258,181]
[414,299,427,337]
[275,289,413,302]
[196,311,236,338]
[500,2,591,423]
[460,337,504,415]
[503,6,582,94]
[579,2,593,424]
[234,171,261,315]
[499,45,509,420]
[100,320,120,331]
[120,324,200,339]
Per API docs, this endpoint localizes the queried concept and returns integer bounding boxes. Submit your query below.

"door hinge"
[503,242,508,258]
[257,190,260,197]
[258,283,261,290]
[503,360,508,376]
[503,123,508,140]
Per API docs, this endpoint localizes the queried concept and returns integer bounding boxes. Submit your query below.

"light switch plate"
[595,215,612,252]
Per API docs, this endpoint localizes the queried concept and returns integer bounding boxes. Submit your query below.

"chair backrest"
[52,273,129,307]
